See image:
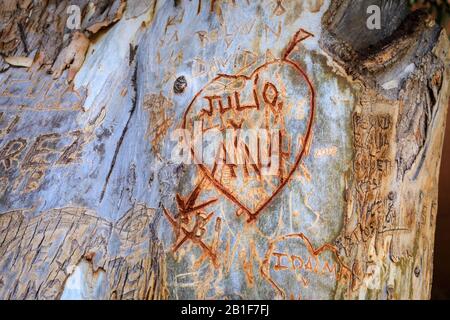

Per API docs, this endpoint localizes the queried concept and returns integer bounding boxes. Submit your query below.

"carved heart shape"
[261,233,350,299]
[183,52,315,221]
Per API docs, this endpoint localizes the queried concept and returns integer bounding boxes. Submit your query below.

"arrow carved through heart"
[182,28,316,222]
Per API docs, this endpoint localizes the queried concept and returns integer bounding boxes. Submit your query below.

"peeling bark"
[0,0,125,72]
[0,0,448,300]
[0,204,166,299]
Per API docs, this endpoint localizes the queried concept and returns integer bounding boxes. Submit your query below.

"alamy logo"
[66,5,81,30]
[366,5,381,30]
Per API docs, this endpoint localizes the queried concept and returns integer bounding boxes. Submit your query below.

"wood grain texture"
[0,0,448,300]
[0,204,166,299]
[321,0,450,299]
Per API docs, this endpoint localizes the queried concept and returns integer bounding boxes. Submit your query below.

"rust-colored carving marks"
[261,233,351,299]
[0,204,166,300]
[191,48,259,79]
[182,29,315,222]
[332,79,447,299]
[143,93,174,157]
[352,113,392,193]
[335,109,411,293]
[0,108,104,195]
[339,113,400,256]
[163,178,221,267]
[272,0,287,16]
[0,132,80,194]
[0,66,93,196]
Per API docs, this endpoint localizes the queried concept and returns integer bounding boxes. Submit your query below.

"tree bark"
[0,0,448,300]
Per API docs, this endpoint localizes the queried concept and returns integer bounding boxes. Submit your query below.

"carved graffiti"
[0,69,87,112]
[182,29,315,222]
[163,177,221,267]
[143,93,174,157]
[0,108,104,194]
[0,204,166,300]
[334,110,411,292]
[261,233,351,299]
[272,0,286,16]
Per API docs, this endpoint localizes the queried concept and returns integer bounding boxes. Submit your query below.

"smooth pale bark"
[0,0,448,300]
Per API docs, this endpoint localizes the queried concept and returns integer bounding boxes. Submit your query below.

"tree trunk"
[0,0,448,300]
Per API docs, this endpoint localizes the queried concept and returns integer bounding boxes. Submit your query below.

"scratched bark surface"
[0,0,449,300]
